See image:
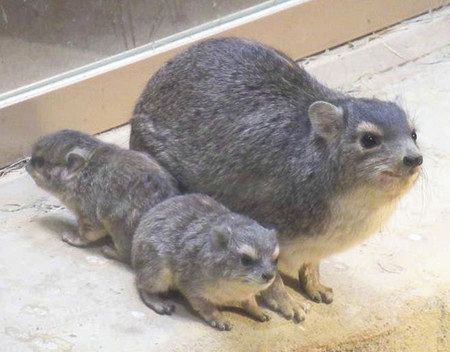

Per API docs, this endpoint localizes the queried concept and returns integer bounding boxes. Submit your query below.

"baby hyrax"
[27,129,179,263]
[132,193,280,331]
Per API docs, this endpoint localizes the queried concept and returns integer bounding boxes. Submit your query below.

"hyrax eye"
[411,130,417,141]
[273,258,279,265]
[360,133,380,149]
[31,157,45,168]
[241,254,255,266]
[66,155,76,169]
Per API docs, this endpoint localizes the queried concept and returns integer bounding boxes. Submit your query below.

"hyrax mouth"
[381,170,402,178]
[377,166,420,195]
[381,162,422,179]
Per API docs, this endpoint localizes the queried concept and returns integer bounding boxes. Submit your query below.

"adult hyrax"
[130,38,422,319]
[27,129,179,263]
[132,193,280,331]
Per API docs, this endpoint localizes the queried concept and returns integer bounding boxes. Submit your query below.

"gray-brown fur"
[132,193,280,331]
[27,129,179,263]
[130,38,422,311]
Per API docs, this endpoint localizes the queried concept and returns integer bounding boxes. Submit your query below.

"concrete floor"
[1,8,449,352]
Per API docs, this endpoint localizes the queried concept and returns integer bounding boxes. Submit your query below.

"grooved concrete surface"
[1,8,449,352]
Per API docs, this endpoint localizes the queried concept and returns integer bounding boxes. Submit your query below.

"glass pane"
[0,0,269,96]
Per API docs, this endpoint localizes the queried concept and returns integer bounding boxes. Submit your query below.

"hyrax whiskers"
[27,129,179,263]
[131,193,281,331]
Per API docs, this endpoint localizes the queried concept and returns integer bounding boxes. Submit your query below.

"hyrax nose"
[403,155,423,167]
[262,272,275,282]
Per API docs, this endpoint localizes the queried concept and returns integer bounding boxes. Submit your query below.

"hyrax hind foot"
[207,318,232,331]
[260,274,309,323]
[299,262,334,304]
[139,290,176,315]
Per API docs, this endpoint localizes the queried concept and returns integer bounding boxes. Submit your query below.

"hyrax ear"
[211,224,232,249]
[308,101,344,142]
[64,148,89,176]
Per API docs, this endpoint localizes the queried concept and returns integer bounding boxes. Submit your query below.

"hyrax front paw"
[256,312,271,322]
[299,262,334,304]
[62,232,91,247]
[262,291,308,323]
[261,275,309,323]
[206,318,232,331]
[241,297,271,322]
[151,302,176,315]
[303,283,334,304]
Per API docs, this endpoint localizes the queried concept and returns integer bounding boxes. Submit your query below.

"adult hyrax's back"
[131,38,335,230]
[130,37,422,304]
